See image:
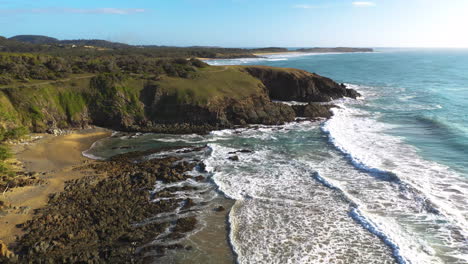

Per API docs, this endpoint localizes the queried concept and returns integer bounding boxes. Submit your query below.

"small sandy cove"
[0,128,110,245]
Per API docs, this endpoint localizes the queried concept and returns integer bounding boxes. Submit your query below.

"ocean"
[85,49,468,263]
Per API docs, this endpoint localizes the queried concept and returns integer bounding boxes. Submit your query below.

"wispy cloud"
[352,1,376,7]
[0,8,147,15]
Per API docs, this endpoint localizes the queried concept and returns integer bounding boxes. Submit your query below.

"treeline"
[1,35,287,59]
[0,53,209,84]
[9,35,131,49]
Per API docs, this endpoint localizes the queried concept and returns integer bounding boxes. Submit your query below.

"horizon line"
[3,34,468,49]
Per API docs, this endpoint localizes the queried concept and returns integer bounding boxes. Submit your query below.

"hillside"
[9,35,59,44]
[0,65,358,135]
[0,51,359,181]
[0,52,360,260]
[3,35,372,58]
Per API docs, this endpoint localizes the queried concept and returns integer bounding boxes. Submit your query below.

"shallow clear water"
[86,49,468,263]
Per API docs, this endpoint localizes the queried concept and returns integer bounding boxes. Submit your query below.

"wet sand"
[0,128,237,263]
[0,128,111,245]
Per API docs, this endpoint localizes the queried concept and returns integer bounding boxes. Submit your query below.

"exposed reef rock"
[292,104,337,119]
[6,147,205,263]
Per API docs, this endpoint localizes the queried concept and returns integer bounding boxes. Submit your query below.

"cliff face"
[0,66,359,134]
[244,66,359,102]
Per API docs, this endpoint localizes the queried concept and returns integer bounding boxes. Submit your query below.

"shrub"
[189,58,208,68]
[0,75,13,85]
[4,127,29,141]
[163,63,177,77]
[0,145,11,161]
[172,58,189,65]
[0,162,9,175]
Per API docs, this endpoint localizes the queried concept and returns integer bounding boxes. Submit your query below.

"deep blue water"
[206,50,468,263]
[213,49,468,176]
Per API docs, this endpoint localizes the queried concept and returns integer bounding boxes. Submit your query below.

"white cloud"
[352,1,376,7]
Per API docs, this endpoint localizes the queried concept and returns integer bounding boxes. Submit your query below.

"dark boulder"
[213,206,226,212]
[292,104,336,119]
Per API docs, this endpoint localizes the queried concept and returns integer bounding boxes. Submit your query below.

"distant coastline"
[200,47,374,60]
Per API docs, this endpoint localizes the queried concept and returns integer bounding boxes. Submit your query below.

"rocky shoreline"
[0,63,361,263]
[1,145,218,263]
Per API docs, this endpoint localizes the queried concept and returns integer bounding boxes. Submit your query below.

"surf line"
[311,172,409,264]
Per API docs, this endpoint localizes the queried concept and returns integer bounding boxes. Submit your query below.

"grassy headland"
[0,40,359,180]
[0,35,363,262]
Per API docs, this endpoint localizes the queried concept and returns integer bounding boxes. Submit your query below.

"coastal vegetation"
[0,52,208,85]
[0,42,359,198]
[0,36,284,59]
[0,125,29,194]
[0,37,360,184]
[0,35,362,262]
[0,63,357,134]
[1,35,372,59]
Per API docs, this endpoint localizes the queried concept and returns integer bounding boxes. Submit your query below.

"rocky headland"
[0,65,359,135]
[0,61,360,263]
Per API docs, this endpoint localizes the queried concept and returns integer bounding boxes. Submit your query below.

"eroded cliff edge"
[0,66,359,134]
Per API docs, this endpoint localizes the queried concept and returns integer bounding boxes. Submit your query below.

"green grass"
[0,143,13,177]
[0,93,18,123]
[0,65,292,134]
[58,91,87,120]
[0,145,11,160]
[0,73,95,90]
[116,79,146,118]
[156,66,263,106]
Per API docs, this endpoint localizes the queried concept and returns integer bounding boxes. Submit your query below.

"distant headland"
[3,35,373,59]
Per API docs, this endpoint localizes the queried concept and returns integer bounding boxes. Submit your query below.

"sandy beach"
[252,51,300,56]
[197,51,300,61]
[0,128,111,245]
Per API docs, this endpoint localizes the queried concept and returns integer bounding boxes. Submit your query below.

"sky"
[1,0,468,48]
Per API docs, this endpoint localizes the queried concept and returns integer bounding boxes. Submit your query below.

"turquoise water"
[87,50,468,263]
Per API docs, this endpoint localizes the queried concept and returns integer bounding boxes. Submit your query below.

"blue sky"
[1,0,468,47]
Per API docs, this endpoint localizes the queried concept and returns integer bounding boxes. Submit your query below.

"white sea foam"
[82,140,107,160]
[272,100,309,106]
[205,143,395,264]
[321,98,468,263]
[309,152,448,264]
[206,52,371,66]
[202,90,468,263]
[81,87,468,263]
